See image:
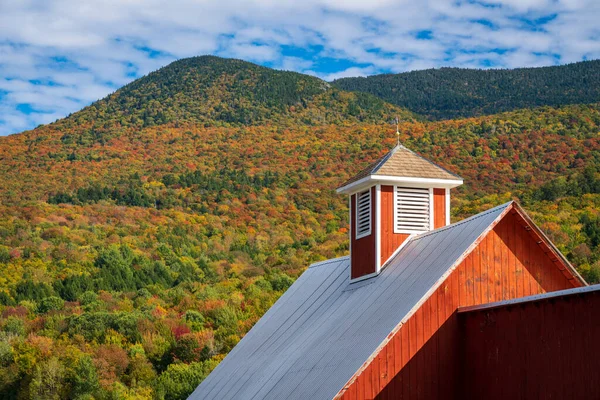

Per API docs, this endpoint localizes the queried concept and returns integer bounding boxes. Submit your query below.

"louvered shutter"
[394,187,431,233]
[356,189,372,239]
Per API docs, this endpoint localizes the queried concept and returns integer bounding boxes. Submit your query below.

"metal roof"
[189,202,510,400]
[339,144,463,189]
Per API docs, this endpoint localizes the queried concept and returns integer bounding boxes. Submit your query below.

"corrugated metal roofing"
[340,144,462,188]
[189,202,511,400]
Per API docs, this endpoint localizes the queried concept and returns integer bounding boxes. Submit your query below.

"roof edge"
[458,283,600,313]
[336,143,463,193]
[308,255,350,269]
[336,174,463,194]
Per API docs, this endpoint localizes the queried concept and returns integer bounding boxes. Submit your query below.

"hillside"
[332,60,600,120]
[60,55,413,137]
[0,56,599,399]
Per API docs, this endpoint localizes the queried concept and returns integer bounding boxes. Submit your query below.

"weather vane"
[395,116,400,146]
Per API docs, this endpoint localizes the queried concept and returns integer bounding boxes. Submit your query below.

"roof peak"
[337,142,463,194]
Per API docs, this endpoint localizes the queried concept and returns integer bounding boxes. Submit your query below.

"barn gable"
[336,201,584,399]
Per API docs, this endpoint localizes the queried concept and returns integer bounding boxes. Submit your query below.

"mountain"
[0,56,599,399]
[332,59,600,120]
[61,55,414,137]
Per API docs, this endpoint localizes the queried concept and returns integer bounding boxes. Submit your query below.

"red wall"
[351,186,376,279]
[460,287,600,400]
[380,186,448,266]
[380,185,410,266]
[433,189,446,229]
[337,209,582,399]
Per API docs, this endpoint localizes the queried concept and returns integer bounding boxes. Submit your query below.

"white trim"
[445,188,450,226]
[428,188,434,230]
[393,186,398,234]
[375,184,381,272]
[348,195,352,269]
[355,189,372,240]
[337,175,463,194]
[349,270,379,284]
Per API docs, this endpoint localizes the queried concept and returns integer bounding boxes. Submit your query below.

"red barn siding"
[338,210,582,399]
[433,189,446,229]
[351,186,376,279]
[460,287,600,400]
[380,185,410,266]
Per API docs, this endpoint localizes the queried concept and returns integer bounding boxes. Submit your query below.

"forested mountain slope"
[62,55,413,136]
[332,59,600,120]
[0,56,599,399]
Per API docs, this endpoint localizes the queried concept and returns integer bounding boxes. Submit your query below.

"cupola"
[337,143,463,282]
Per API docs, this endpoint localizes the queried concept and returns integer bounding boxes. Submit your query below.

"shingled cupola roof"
[336,144,463,194]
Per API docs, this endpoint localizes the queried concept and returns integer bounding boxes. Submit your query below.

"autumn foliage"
[0,57,599,399]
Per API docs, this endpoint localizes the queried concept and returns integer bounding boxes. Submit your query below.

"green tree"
[69,355,100,399]
[29,357,65,400]
[154,360,218,400]
[38,296,65,313]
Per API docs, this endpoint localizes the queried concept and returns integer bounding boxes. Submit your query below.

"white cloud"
[320,66,378,81]
[0,0,598,135]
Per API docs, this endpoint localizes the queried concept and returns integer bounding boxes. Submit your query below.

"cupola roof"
[337,144,463,194]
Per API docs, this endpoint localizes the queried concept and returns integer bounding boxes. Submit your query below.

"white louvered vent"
[355,189,372,239]
[394,187,432,233]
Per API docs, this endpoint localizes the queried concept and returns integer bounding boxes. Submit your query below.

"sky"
[0,0,599,136]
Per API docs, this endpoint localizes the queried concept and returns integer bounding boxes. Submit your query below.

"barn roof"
[337,144,462,193]
[190,202,513,400]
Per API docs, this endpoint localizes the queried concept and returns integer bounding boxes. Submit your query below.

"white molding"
[445,188,450,226]
[429,188,434,230]
[348,195,352,268]
[375,184,381,273]
[349,270,379,284]
[337,175,463,194]
[393,185,398,234]
[355,188,372,240]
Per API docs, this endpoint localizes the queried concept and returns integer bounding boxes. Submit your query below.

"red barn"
[191,144,597,400]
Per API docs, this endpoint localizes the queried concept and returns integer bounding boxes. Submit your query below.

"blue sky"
[0,0,599,136]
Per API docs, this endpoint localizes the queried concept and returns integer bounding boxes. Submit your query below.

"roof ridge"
[411,201,513,241]
[370,145,401,174]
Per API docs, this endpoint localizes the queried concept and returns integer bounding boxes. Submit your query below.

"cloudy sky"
[0,0,599,136]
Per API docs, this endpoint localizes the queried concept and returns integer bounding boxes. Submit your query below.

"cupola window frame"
[355,189,372,239]
[393,186,434,234]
